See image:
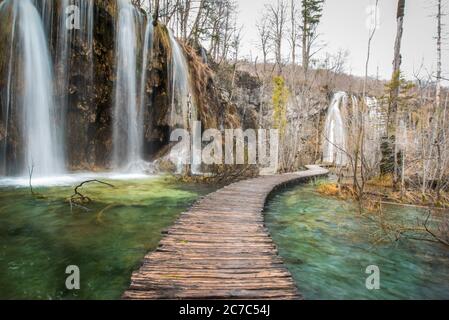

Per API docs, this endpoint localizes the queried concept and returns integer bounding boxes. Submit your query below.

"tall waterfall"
[168,30,200,174]
[113,0,152,172]
[0,0,65,176]
[323,92,348,165]
[168,30,198,129]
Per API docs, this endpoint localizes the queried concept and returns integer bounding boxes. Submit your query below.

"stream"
[265,182,449,300]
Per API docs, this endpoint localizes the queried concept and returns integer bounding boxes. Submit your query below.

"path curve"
[123,165,328,300]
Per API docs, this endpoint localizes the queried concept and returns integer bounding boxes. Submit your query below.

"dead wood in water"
[68,180,115,212]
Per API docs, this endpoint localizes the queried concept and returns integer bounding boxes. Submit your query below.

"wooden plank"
[123,165,328,300]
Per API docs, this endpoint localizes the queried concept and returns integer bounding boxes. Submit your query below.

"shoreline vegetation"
[314,175,449,248]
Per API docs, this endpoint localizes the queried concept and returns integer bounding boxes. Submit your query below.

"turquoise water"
[265,183,449,300]
[0,176,212,299]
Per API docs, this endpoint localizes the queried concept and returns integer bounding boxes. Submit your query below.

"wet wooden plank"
[123,165,328,300]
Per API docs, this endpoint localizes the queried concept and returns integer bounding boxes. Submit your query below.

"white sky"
[236,0,449,82]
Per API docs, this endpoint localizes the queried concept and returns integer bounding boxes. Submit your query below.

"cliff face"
[64,1,116,170]
[0,0,241,173]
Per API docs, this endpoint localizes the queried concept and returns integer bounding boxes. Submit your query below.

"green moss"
[0,176,214,299]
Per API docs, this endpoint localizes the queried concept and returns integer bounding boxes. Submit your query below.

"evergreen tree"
[301,0,324,72]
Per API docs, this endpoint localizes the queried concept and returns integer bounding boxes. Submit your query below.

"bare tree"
[266,0,288,74]
[436,0,442,110]
[381,0,405,188]
[289,0,300,66]
[363,0,379,97]
[256,13,272,72]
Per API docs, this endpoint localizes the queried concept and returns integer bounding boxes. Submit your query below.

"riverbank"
[265,182,449,299]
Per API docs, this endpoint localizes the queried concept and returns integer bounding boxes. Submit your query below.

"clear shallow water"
[265,183,449,300]
[0,176,212,299]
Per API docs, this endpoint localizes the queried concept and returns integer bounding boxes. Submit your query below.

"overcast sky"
[236,0,449,82]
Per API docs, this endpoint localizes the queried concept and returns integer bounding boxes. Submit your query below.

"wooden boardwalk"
[123,165,328,300]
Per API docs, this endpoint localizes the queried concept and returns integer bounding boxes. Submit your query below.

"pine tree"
[301,0,324,73]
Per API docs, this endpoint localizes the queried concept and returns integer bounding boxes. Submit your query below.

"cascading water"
[323,92,348,165]
[168,30,200,174]
[32,0,54,37]
[113,0,153,173]
[168,30,197,129]
[364,96,383,166]
[55,0,95,153]
[139,19,154,129]
[0,0,64,176]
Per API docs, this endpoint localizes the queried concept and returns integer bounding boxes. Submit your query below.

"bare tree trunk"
[268,0,287,75]
[363,0,379,97]
[391,0,405,125]
[381,0,405,188]
[290,0,297,66]
[435,0,443,200]
[188,0,205,41]
[153,0,160,26]
[302,9,308,73]
[436,0,442,110]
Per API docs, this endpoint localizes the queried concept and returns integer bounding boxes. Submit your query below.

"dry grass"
[367,175,394,188]
[316,183,340,196]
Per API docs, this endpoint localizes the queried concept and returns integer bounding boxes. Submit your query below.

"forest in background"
[129,0,449,246]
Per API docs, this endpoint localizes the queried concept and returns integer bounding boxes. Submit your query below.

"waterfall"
[55,0,94,153]
[113,0,152,173]
[323,92,348,165]
[139,19,154,128]
[168,30,201,174]
[364,96,383,167]
[168,30,198,129]
[0,0,64,176]
[32,0,54,38]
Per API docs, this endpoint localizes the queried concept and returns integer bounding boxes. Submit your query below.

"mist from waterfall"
[323,92,348,165]
[0,0,64,176]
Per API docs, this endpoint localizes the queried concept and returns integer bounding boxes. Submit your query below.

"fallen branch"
[424,211,449,247]
[69,180,115,211]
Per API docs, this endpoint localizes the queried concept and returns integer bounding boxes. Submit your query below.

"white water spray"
[0,0,65,176]
[323,92,348,165]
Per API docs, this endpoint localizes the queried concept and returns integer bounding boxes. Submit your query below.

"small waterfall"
[168,30,200,174]
[139,18,154,136]
[113,0,152,172]
[55,0,95,147]
[0,0,64,176]
[168,30,198,130]
[32,0,54,38]
[364,96,383,166]
[80,0,95,51]
[323,92,348,165]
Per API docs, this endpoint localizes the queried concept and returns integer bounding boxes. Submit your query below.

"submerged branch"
[424,211,449,247]
[69,180,115,212]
